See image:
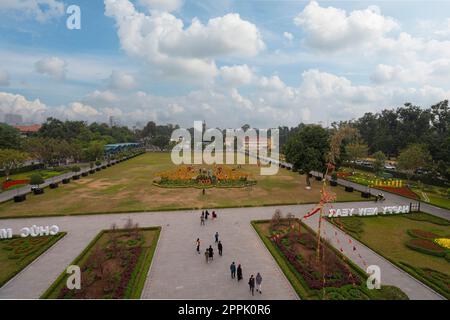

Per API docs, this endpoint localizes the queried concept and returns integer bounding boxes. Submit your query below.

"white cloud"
[108,70,136,90]
[57,102,101,120]
[294,1,398,51]
[35,56,67,80]
[104,0,264,81]
[220,65,254,86]
[283,32,294,43]
[0,91,47,122]
[138,0,183,12]
[0,0,64,22]
[0,70,10,86]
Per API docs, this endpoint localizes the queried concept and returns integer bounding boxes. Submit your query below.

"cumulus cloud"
[0,69,10,86]
[0,91,47,122]
[104,0,264,81]
[108,70,136,90]
[283,32,294,43]
[220,65,254,86]
[294,1,398,51]
[35,57,67,80]
[0,0,64,22]
[138,0,183,12]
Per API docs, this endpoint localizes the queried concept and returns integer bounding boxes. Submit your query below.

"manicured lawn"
[252,219,408,300]
[0,233,66,287]
[330,213,450,299]
[0,152,364,218]
[41,226,160,299]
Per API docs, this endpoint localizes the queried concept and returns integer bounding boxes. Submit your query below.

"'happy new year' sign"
[328,205,410,218]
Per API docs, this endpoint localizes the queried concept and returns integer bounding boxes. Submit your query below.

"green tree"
[0,123,22,149]
[345,142,368,171]
[373,151,386,176]
[397,144,432,183]
[284,124,329,187]
[29,173,44,186]
[0,149,28,179]
[84,141,104,161]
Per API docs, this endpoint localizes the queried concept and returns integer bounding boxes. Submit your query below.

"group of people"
[196,210,264,297]
[200,209,217,225]
[196,232,223,263]
[230,262,263,295]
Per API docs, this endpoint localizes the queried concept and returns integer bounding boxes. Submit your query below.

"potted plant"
[30,173,45,195]
[72,166,81,180]
[95,160,102,171]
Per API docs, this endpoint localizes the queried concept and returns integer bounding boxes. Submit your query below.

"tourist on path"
[205,210,209,220]
[248,275,255,296]
[218,241,223,256]
[256,273,262,294]
[200,215,205,226]
[230,262,236,279]
[196,238,201,254]
[208,245,214,261]
[212,211,217,219]
[215,232,219,243]
[237,264,243,282]
[205,249,209,263]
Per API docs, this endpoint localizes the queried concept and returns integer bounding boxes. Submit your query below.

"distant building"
[4,114,23,125]
[13,124,42,137]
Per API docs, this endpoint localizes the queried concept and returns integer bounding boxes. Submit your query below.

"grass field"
[330,213,450,298]
[0,233,66,287]
[0,152,364,218]
[42,226,160,299]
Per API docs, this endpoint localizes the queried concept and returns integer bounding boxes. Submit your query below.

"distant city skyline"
[1,1,450,128]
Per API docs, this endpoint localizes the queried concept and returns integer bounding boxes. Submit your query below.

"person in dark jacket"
[218,241,223,256]
[230,262,236,279]
[208,245,214,261]
[196,238,200,254]
[215,232,219,243]
[256,272,262,294]
[248,275,255,296]
[237,264,243,281]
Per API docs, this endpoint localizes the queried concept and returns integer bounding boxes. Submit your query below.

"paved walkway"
[0,203,445,300]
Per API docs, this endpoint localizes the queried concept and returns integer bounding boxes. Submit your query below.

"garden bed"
[41,223,160,299]
[329,212,450,299]
[0,233,66,287]
[252,217,408,300]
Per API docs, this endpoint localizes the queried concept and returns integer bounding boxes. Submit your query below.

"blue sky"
[1,0,450,128]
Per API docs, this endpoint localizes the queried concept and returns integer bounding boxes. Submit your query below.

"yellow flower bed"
[434,238,450,250]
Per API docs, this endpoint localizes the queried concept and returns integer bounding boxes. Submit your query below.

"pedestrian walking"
[205,210,209,220]
[196,238,201,254]
[256,272,262,294]
[208,245,214,261]
[200,215,205,226]
[204,249,209,263]
[248,275,255,296]
[215,232,219,243]
[212,211,217,219]
[230,262,236,279]
[218,241,223,256]
[237,264,243,281]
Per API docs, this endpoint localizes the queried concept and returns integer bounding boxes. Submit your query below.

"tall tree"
[0,123,22,150]
[345,142,368,171]
[397,144,432,183]
[284,124,329,187]
[0,149,28,179]
[373,151,386,176]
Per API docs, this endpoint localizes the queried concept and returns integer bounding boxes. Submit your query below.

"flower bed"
[407,229,439,239]
[378,186,419,199]
[2,179,30,190]
[42,224,160,299]
[154,165,256,188]
[405,238,446,257]
[434,238,450,250]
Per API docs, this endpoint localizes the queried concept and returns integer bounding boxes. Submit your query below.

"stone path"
[0,203,446,300]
